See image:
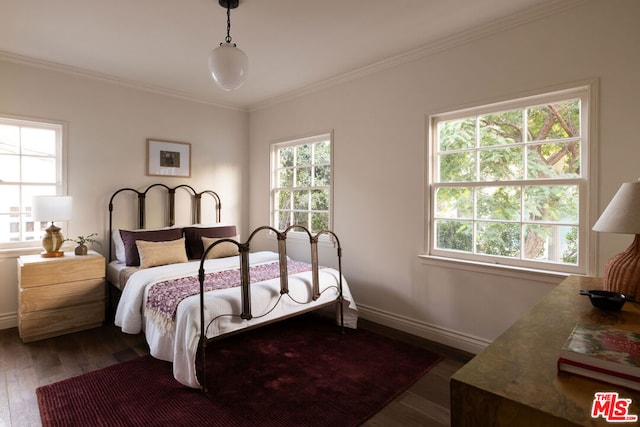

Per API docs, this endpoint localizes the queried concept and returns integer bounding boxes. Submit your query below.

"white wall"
[248,0,640,352]
[0,60,249,329]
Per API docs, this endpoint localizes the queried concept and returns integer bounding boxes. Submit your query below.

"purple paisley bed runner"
[146,260,316,329]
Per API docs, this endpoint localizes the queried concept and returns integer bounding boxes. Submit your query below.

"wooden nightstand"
[17,251,106,343]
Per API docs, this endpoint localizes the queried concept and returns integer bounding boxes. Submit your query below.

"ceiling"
[1,0,580,111]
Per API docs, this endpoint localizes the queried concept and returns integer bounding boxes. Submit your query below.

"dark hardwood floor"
[0,319,471,426]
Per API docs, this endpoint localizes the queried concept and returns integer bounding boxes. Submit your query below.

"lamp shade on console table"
[17,251,105,342]
[450,276,640,426]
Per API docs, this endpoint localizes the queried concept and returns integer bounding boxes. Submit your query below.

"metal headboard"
[107,183,222,263]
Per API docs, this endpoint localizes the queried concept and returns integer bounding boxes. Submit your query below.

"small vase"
[75,244,88,256]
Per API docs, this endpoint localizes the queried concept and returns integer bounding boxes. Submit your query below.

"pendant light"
[209,0,248,91]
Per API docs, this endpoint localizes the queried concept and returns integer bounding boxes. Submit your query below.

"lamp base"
[602,234,640,300]
[41,221,65,258]
[41,251,65,258]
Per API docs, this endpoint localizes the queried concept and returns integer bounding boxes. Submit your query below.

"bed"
[108,184,358,390]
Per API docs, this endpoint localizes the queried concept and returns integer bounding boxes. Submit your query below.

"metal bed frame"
[107,184,345,391]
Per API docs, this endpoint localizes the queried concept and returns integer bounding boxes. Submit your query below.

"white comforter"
[114,251,358,388]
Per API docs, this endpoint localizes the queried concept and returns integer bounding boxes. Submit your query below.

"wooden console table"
[450,275,640,426]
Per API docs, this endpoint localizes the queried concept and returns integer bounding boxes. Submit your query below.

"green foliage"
[279,169,293,187]
[314,141,331,163]
[279,147,294,167]
[439,151,475,182]
[311,212,329,232]
[314,165,331,186]
[479,147,523,181]
[479,109,522,146]
[64,233,101,247]
[296,144,312,165]
[311,189,329,210]
[296,167,311,187]
[293,190,308,210]
[438,119,475,151]
[476,222,520,257]
[436,220,472,252]
[274,141,331,234]
[477,187,520,221]
[435,187,472,218]
[524,185,578,223]
[434,98,581,265]
[562,226,578,264]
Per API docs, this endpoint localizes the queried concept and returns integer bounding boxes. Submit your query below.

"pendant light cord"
[225,3,233,44]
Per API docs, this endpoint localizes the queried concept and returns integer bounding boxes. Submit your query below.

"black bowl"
[579,289,632,311]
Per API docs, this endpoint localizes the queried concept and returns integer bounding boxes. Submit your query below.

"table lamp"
[592,180,640,299]
[32,195,73,258]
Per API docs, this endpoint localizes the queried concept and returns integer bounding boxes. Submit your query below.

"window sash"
[271,132,333,234]
[0,116,65,248]
[427,86,590,274]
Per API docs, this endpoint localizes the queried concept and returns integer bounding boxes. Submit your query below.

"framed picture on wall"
[146,139,191,177]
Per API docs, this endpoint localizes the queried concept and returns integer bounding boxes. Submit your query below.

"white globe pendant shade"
[208,42,248,91]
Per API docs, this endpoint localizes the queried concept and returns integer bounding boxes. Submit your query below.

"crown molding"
[0,0,585,113]
[248,0,586,112]
[0,50,247,112]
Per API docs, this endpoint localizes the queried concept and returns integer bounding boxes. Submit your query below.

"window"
[0,116,65,247]
[427,86,592,274]
[271,132,333,235]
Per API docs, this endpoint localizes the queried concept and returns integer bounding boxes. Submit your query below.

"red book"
[558,323,640,391]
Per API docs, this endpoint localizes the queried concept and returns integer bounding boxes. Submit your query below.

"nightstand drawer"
[19,253,104,288]
[19,301,105,343]
[20,278,104,312]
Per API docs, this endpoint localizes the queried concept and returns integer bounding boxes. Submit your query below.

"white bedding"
[107,261,132,290]
[114,251,358,388]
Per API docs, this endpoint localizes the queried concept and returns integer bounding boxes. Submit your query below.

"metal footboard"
[197,225,345,392]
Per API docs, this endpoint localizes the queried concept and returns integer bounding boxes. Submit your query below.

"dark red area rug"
[37,314,442,426]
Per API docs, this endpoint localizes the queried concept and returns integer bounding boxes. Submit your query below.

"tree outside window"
[429,87,591,273]
[272,133,332,234]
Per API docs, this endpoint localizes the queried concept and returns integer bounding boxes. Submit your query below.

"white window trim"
[269,131,334,242]
[0,113,68,253]
[423,80,598,277]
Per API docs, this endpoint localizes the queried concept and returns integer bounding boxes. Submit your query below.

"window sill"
[418,254,571,284]
[0,246,43,260]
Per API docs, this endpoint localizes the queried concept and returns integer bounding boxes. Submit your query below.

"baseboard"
[356,304,490,355]
[0,303,491,353]
[0,312,18,331]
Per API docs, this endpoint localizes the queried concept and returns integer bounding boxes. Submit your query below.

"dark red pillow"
[120,228,184,266]
[183,225,237,259]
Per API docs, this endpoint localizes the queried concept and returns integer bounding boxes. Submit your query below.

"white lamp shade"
[208,43,248,91]
[593,181,640,234]
[32,196,73,222]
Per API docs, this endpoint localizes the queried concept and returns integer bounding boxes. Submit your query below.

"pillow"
[119,228,183,266]
[113,229,126,263]
[202,236,239,259]
[183,225,237,259]
[113,228,171,264]
[136,238,188,269]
